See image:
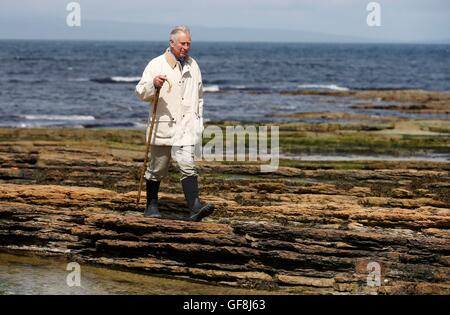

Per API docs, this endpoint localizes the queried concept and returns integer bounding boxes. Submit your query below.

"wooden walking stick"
[136,87,161,207]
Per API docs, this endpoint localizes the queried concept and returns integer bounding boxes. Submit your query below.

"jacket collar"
[164,48,191,69]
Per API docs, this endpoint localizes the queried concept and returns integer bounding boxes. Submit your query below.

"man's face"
[170,32,191,60]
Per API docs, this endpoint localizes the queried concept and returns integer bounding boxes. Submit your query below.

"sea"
[0,40,449,128]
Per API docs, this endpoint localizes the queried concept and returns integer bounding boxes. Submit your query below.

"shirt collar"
[165,48,189,69]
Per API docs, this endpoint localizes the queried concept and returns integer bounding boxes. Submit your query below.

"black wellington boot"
[144,180,162,218]
[181,176,215,222]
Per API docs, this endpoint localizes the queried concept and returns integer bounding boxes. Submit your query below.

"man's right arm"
[135,61,157,102]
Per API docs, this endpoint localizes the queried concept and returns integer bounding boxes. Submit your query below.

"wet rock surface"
[0,127,449,294]
[282,89,450,115]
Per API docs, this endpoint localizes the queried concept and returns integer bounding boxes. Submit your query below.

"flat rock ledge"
[1,183,449,295]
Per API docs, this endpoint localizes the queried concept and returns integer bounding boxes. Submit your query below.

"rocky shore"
[0,106,449,294]
[282,89,450,115]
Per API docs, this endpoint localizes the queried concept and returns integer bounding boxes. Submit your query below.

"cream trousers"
[144,145,197,181]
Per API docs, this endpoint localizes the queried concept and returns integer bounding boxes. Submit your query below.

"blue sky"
[1,0,449,42]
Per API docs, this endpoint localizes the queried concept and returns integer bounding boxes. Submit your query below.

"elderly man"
[135,25,214,221]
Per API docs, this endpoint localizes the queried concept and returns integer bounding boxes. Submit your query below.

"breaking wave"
[297,84,350,91]
[23,115,96,121]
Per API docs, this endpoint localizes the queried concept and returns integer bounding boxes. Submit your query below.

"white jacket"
[135,48,204,146]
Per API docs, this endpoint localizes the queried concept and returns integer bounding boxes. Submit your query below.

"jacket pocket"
[154,118,176,139]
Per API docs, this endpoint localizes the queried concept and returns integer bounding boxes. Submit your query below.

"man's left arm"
[197,67,204,131]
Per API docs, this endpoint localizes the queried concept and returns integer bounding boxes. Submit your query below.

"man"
[135,25,214,221]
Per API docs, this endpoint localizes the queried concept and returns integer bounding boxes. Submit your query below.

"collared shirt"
[168,49,186,69]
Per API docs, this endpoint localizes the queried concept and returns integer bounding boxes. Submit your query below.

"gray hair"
[170,25,191,42]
